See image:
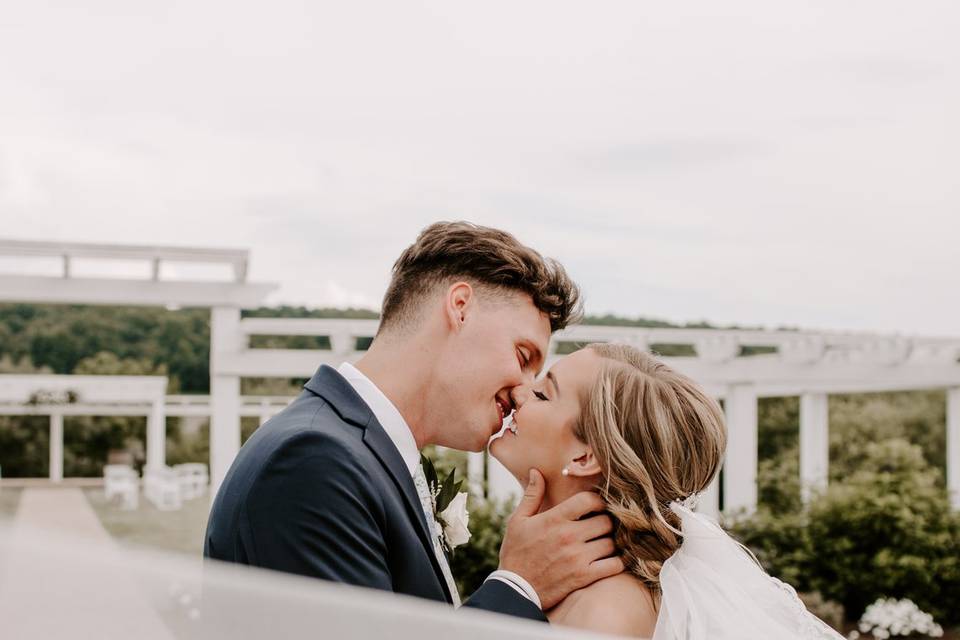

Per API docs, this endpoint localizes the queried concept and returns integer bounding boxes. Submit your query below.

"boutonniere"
[420,454,471,553]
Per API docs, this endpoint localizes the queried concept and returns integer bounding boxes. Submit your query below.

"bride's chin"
[489,444,523,481]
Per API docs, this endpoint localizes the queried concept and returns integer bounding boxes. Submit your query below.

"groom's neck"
[353,337,435,450]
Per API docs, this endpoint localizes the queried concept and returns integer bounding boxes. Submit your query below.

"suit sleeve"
[463,580,548,622]
[241,435,392,591]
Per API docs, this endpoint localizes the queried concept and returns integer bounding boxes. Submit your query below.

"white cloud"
[0,0,957,335]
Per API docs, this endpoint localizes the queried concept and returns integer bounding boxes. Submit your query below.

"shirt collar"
[337,362,420,477]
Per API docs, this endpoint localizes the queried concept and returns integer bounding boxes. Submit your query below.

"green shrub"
[804,440,960,623]
[450,495,515,598]
[734,439,960,625]
[757,444,802,515]
[166,420,210,466]
[63,415,146,476]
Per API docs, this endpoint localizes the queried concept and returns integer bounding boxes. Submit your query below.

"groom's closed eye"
[517,341,545,374]
[518,348,531,368]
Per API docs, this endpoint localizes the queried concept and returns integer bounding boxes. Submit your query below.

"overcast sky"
[1,1,957,335]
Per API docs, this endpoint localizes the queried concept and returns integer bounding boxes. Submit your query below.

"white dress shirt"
[336,362,542,610]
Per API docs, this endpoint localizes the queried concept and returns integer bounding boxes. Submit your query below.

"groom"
[204,222,622,622]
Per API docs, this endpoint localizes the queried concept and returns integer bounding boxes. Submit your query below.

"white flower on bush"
[855,598,943,639]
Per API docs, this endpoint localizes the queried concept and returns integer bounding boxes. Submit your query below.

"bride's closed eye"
[533,390,548,401]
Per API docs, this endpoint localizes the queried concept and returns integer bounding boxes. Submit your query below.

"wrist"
[487,569,542,609]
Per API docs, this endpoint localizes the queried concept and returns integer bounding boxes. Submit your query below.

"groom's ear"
[567,449,602,478]
[444,281,475,331]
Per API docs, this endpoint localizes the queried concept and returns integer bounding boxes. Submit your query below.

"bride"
[490,343,844,639]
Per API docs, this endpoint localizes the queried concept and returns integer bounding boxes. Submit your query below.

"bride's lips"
[493,394,513,434]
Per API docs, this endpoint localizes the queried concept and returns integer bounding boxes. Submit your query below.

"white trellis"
[0,375,168,481]
[2,239,959,515]
[0,239,275,488]
[209,318,960,516]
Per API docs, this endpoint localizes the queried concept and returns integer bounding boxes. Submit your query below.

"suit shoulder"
[216,395,375,510]
[247,393,370,462]
[242,418,384,522]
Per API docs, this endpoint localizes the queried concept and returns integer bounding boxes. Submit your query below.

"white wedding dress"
[653,502,845,640]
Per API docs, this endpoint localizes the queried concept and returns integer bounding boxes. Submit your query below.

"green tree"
[0,415,50,477]
[829,391,946,482]
[74,351,169,379]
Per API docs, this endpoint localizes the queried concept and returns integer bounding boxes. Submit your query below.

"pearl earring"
[561,467,569,477]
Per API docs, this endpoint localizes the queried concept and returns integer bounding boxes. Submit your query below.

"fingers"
[583,537,617,561]
[555,490,607,521]
[513,468,545,519]
[573,513,615,542]
[588,555,626,582]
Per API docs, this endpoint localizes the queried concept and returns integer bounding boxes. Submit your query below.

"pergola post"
[698,472,721,520]
[723,385,758,514]
[467,451,485,497]
[210,306,243,492]
[948,387,960,511]
[800,393,829,503]
[49,412,63,482]
[486,455,520,504]
[146,399,166,469]
[258,399,272,429]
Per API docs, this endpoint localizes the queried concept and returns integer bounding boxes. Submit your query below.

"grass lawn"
[83,488,211,557]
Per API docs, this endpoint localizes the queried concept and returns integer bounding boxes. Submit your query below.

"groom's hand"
[498,469,624,611]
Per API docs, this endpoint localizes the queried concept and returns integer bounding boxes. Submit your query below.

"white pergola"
[2,239,958,516]
[209,317,960,516]
[0,239,276,487]
[0,375,168,481]
[0,379,294,483]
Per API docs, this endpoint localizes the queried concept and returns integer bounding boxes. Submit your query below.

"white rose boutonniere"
[421,454,472,553]
[438,491,471,549]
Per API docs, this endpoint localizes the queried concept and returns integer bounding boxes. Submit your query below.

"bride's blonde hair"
[573,343,727,593]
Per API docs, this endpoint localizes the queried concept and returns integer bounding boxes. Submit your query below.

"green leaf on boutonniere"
[420,453,440,494]
[420,453,463,518]
[436,471,463,516]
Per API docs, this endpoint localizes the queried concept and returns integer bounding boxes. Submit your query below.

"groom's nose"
[519,367,536,388]
[509,385,528,411]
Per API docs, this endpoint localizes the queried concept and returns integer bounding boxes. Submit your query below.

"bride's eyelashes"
[533,390,548,401]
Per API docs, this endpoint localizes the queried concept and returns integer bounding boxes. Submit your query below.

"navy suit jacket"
[204,365,546,622]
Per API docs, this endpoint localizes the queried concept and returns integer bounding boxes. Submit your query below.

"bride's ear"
[566,448,602,478]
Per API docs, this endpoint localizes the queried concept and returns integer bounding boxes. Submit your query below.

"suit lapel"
[304,366,453,603]
[362,423,453,601]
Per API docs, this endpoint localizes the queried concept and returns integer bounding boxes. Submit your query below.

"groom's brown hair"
[380,221,582,334]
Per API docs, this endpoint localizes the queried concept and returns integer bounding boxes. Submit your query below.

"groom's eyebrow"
[546,371,560,396]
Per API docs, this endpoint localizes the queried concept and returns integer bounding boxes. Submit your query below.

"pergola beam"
[0,238,251,282]
[0,275,274,308]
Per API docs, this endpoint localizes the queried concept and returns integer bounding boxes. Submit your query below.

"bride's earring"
[561,466,569,477]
